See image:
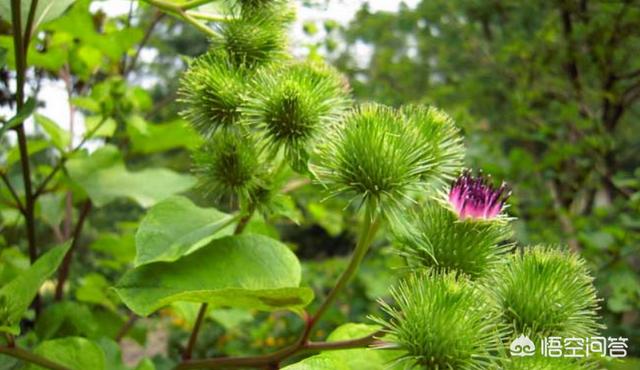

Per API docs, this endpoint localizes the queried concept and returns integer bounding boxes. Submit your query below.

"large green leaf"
[115,234,314,316]
[0,243,71,335]
[26,337,105,370]
[281,323,403,370]
[0,0,76,33]
[66,145,195,208]
[135,196,235,266]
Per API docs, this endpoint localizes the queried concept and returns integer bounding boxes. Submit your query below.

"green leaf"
[0,243,71,334]
[26,337,105,370]
[35,301,98,340]
[34,113,71,151]
[65,145,195,208]
[84,116,116,138]
[0,97,36,138]
[115,234,314,316]
[76,273,118,311]
[0,0,76,34]
[127,116,202,154]
[135,196,235,266]
[281,323,402,370]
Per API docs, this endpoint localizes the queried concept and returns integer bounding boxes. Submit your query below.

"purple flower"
[448,171,510,220]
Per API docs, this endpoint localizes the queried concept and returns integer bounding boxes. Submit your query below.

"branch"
[186,11,233,23]
[0,172,26,214]
[143,0,219,37]
[183,303,208,360]
[22,0,39,49]
[11,0,39,278]
[125,11,165,76]
[54,200,92,300]
[0,346,71,370]
[115,312,139,342]
[183,212,246,360]
[177,331,381,369]
[33,116,108,198]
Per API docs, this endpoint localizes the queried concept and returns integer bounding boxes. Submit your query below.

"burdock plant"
[243,61,350,171]
[373,272,506,370]
[312,103,463,223]
[8,1,597,370]
[489,246,602,340]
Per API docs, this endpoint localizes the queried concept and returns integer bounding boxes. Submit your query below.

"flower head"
[192,131,269,208]
[179,52,248,136]
[243,61,350,171]
[489,246,602,340]
[396,200,512,278]
[373,271,505,369]
[313,103,464,221]
[448,170,510,220]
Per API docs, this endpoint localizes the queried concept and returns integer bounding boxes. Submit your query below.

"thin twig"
[0,346,71,370]
[176,331,381,369]
[125,11,165,76]
[33,116,108,198]
[183,212,250,360]
[115,312,139,342]
[186,11,232,23]
[183,303,208,360]
[0,172,25,214]
[22,0,39,49]
[143,0,219,37]
[54,200,92,300]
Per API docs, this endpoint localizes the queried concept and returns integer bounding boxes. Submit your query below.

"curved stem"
[182,210,254,360]
[54,200,92,300]
[176,331,381,370]
[186,11,232,23]
[177,204,382,369]
[0,346,71,370]
[183,303,208,360]
[307,205,380,333]
[143,0,219,37]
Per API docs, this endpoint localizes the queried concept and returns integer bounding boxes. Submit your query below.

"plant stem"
[182,0,216,10]
[0,346,71,370]
[186,11,232,23]
[115,312,139,342]
[176,331,381,369]
[183,210,254,360]
[54,200,92,300]
[178,204,381,369]
[11,0,37,266]
[33,116,108,198]
[22,0,39,49]
[0,172,25,214]
[183,303,208,360]
[307,205,380,332]
[143,0,219,37]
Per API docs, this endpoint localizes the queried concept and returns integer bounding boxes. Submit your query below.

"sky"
[2,0,417,146]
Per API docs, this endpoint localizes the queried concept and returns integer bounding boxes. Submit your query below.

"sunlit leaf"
[135,195,235,266]
[115,234,314,316]
[26,336,105,370]
[66,145,195,208]
[0,243,71,335]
